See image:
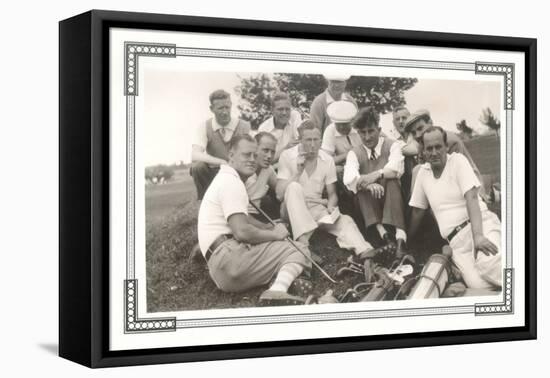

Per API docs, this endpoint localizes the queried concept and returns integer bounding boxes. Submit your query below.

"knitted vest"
[205,118,251,160]
[352,137,395,174]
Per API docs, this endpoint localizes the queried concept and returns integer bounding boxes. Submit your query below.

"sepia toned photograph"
[143,70,503,312]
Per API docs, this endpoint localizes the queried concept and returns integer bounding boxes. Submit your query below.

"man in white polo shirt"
[408,126,501,289]
[198,134,312,306]
[257,92,302,163]
[276,120,376,261]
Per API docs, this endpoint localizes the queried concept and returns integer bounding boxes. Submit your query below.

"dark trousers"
[357,178,405,231]
[190,162,219,200]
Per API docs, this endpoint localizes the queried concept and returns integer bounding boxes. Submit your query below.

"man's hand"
[473,234,499,259]
[366,183,385,199]
[272,223,290,240]
[357,172,381,190]
[327,204,336,214]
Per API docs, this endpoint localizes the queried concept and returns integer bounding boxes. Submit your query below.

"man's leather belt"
[204,234,233,263]
[446,220,471,243]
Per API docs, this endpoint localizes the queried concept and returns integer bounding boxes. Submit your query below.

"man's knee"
[284,181,304,200]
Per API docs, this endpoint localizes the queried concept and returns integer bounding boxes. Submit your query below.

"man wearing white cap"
[322,100,364,227]
[310,74,355,134]
[257,92,302,163]
[322,100,363,167]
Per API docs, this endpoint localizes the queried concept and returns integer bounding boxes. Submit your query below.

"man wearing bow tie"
[343,107,407,256]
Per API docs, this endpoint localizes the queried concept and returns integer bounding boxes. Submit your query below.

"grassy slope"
[146,135,501,312]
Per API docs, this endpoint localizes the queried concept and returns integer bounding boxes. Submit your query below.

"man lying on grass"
[197,134,313,306]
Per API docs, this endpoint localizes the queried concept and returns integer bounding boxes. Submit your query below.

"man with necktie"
[343,106,408,256]
[190,89,251,199]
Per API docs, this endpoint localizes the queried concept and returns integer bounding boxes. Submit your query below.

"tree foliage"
[479,107,501,136]
[235,73,418,129]
[456,119,474,140]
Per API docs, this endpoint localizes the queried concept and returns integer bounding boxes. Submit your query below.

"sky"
[142,70,501,166]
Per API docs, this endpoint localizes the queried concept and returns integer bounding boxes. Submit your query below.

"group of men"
[192,74,502,306]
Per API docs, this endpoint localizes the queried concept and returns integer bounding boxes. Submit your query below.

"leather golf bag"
[407,246,452,299]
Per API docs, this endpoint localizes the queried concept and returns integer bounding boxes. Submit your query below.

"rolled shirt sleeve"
[454,153,482,196]
[325,156,338,185]
[193,121,208,150]
[384,141,405,178]
[277,150,293,180]
[408,169,429,209]
[343,150,361,193]
[321,125,336,155]
[220,177,249,219]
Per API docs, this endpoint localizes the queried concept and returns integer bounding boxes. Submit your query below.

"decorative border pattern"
[122,43,515,333]
[125,280,176,333]
[475,269,513,315]
[475,63,514,110]
[124,42,177,96]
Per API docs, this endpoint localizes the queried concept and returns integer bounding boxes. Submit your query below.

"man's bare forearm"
[408,207,426,239]
[465,188,483,237]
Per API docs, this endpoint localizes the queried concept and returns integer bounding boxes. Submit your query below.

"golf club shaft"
[248,201,337,284]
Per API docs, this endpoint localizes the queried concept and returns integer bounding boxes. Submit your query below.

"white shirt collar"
[262,116,290,132]
[220,164,240,178]
[421,153,454,170]
[330,123,358,137]
[362,136,385,156]
[212,117,238,132]
[289,144,329,161]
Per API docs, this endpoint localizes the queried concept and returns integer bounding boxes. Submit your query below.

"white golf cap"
[324,74,351,81]
[327,100,358,123]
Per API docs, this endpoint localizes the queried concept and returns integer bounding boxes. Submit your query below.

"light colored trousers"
[449,210,502,289]
[281,182,372,254]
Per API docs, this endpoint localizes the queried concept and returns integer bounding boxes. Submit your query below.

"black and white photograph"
[144,71,504,312]
[100,23,531,355]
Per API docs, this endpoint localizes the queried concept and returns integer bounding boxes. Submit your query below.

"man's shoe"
[288,277,314,298]
[258,290,305,306]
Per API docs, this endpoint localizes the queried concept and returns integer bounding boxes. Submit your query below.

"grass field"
[145,135,501,312]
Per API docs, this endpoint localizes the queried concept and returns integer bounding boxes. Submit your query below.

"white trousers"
[449,210,502,289]
[282,182,372,254]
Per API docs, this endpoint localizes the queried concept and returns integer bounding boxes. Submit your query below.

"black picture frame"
[59,9,537,368]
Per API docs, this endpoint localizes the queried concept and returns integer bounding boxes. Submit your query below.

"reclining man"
[276,119,377,262]
[343,107,408,257]
[408,126,501,289]
[198,134,312,306]
[191,89,251,200]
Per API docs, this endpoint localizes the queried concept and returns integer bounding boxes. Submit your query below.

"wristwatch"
[378,169,384,180]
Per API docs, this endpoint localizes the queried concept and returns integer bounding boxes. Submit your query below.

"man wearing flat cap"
[404,109,482,193]
[310,74,355,134]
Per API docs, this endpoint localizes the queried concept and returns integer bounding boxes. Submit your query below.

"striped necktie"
[369,148,377,160]
[219,127,227,141]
